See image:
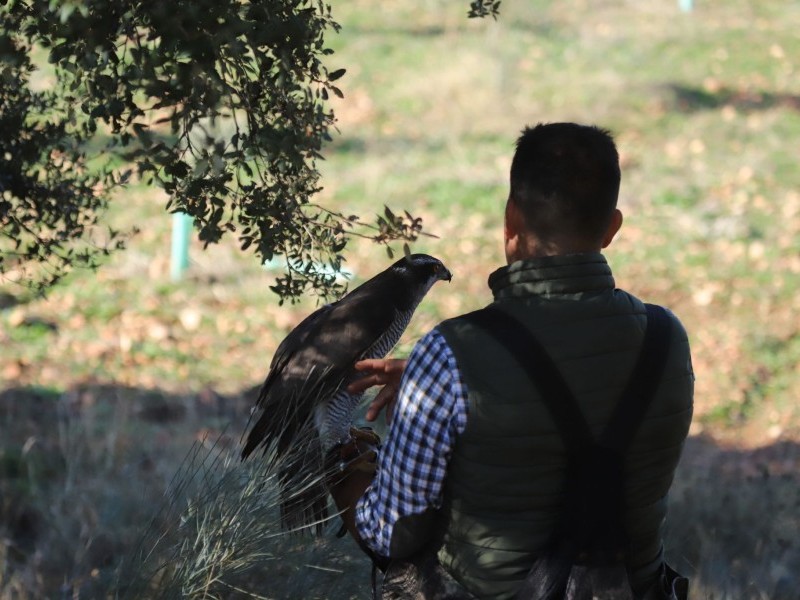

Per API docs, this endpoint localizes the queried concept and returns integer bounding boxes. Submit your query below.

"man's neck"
[506,235,602,263]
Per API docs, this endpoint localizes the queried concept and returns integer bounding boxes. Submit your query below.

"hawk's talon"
[349,426,381,446]
[325,427,381,483]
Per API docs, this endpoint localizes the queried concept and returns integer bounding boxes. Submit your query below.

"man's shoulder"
[434,308,493,341]
[613,289,689,333]
[641,300,690,344]
[406,327,456,368]
[615,293,693,373]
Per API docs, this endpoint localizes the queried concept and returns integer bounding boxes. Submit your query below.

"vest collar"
[488,252,615,299]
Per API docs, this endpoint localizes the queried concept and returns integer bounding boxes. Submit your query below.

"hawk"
[242,253,451,530]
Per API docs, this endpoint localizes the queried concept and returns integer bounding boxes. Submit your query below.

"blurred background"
[2,0,799,597]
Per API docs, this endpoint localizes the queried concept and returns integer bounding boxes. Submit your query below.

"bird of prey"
[242,253,451,530]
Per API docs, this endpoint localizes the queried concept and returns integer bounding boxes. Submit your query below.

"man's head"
[504,122,623,262]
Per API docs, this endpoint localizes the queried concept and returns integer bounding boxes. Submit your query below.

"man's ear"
[504,199,524,262]
[601,209,623,248]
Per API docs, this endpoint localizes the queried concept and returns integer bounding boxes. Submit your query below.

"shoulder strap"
[463,303,673,453]
[463,305,593,452]
[599,304,672,451]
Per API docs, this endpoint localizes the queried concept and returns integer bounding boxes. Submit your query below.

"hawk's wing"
[242,272,401,458]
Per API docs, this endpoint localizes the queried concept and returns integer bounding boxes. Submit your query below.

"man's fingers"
[365,384,399,424]
[347,372,394,394]
[365,388,391,419]
[354,358,407,374]
[351,358,406,422]
[379,386,399,426]
[365,393,390,422]
[348,359,407,393]
[365,403,381,422]
[382,358,408,374]
[354,359,388,372]
[347,374,382,394]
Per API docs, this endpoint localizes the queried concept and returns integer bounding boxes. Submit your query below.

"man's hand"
[348,358,407,425]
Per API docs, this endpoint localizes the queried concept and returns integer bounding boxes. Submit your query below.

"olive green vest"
[436,254,693,600]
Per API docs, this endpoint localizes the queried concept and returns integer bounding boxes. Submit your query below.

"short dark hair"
[509,122,621,244]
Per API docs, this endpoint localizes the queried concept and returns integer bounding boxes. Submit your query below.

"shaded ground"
[668,436,800,599]
[1,384,798,598]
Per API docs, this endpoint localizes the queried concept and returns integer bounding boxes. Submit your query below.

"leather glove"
[325,426,381,485]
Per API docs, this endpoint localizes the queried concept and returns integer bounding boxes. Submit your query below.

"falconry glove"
[326,426,381,485]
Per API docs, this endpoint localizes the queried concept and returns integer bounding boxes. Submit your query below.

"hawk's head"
[393,253,452,286]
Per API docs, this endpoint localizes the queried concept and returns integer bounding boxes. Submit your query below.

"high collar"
[488,252,615,299]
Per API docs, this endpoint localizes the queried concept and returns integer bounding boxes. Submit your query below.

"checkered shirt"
[354,328,468,558]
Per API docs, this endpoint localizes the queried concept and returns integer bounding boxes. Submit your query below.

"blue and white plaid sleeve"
[354,328,468,558]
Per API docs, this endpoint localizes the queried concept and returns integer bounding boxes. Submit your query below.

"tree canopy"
[1,0,497,301]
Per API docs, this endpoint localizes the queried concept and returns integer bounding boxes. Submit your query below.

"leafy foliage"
[468,0,502,19]
[0,7,126,293]
[1,0,432,301]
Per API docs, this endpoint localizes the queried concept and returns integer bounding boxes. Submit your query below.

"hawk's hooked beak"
[440,266,453,282]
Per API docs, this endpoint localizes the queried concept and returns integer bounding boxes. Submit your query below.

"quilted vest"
[435,253,694,600]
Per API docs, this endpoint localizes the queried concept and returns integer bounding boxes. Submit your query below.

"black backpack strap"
[464,305,594,453]
[598,304,673,452]
[464,303,673,454]
[464,302,675,588]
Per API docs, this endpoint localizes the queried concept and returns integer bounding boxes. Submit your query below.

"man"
[330,123,694,599]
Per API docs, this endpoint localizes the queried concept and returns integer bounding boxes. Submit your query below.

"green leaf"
[328,68,346,81]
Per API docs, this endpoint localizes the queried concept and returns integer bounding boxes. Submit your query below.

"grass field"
[2,0,800,597]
